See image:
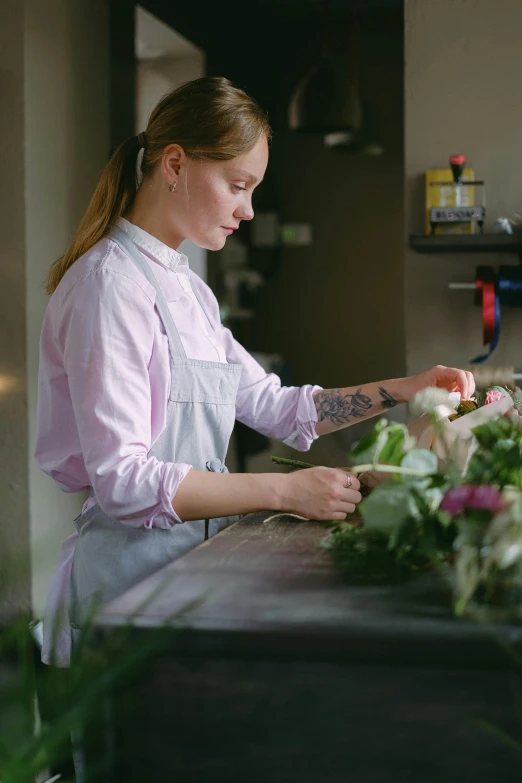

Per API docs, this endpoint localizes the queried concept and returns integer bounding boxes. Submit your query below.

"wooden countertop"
[95,512,522,668]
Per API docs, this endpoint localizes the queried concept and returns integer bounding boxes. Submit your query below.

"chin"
[207,236,228,251]
[190,231,228,252]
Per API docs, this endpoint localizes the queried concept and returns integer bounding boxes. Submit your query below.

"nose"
[234,197,254,222]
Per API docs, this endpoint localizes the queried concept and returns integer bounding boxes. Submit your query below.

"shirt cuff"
[282,384,322,452]
[146,463,193,529]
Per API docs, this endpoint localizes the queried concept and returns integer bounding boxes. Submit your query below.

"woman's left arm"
[314,365,475,436]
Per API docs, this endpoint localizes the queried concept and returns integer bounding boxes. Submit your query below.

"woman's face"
[166,135,269,251]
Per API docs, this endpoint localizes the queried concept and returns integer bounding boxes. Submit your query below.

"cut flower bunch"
[274,384,522,620]
[344,384,522,619]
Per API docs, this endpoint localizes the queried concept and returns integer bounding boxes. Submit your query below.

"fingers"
[432,365,475,399]
[330,508,355,520]
[466,370,476,398]
[453,368,475,399]
[450,367,470,399]
[330,499,360,520]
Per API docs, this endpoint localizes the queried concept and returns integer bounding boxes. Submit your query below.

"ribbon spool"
[470,265,522,364]
[498,265,522,306]
[471,266,499,363]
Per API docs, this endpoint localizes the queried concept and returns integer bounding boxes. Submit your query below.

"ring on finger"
[345,474,352,489]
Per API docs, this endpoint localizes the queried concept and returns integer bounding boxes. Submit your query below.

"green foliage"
[466,415,522,488]
[349,418,390,465]
[323,399,522,603]
[325,417,455,583]
[323,523,417,583]
[0,580,198,782]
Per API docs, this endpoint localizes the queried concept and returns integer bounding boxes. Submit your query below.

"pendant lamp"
[288,6,383,155]
[288,57,362,139]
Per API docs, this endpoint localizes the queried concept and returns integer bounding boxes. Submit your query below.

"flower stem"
[350,463,431,477]
[270,456,316,470]
[271,456,430,479]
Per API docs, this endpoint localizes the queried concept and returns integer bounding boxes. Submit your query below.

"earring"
[169,182,177,193]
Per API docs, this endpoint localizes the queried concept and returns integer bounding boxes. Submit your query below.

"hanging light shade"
[288,58,362,139]
[325,100,384,156]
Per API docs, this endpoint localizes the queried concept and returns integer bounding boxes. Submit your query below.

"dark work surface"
[84,513,522,782]
[96,512,522,669]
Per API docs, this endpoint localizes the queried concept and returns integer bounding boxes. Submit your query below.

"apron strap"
[189,271,217,333]
[109,225,187,360]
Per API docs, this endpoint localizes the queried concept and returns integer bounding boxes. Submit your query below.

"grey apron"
[69,225,242,626]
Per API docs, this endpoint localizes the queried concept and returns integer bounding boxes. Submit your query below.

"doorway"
[135,5,207,280]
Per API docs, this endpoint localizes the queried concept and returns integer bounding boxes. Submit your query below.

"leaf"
[372,427,390,467]
[454,543,480,615]
[379,424,408,466]
[350,418,388,463]
[425,486,445,513]
[360,482,411,530]
[512,389,522,414]
[401,449,438,478]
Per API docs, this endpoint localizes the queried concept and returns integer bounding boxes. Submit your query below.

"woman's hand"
[279,467,362,521]
[399,365,475,402]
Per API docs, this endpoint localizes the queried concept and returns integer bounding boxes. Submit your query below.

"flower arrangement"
[274,384,522,620]
[347,384,522,618]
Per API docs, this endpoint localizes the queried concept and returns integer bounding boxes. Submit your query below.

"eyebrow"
[229,168,261,186]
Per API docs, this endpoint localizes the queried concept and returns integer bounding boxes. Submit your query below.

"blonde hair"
[46,76,271,294]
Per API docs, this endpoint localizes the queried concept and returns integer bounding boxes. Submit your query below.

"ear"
[161,144,186,183]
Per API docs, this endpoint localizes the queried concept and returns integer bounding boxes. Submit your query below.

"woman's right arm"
[173,466,361,522]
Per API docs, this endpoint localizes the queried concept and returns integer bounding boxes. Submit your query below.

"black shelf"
[409,233,522,255]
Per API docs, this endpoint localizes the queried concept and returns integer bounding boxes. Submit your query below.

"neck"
[125,182,185,250]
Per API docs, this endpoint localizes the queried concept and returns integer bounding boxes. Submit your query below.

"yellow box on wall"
[425,168,476,234]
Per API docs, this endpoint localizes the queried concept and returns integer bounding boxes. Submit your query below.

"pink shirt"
[35,218,320,528]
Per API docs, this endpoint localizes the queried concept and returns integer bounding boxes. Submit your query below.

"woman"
[36,76,474,666]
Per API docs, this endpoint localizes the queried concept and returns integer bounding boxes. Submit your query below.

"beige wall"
[0,2,30,621]
[25,0,110,618]
[0,0,110,620]
[405,0,522,374]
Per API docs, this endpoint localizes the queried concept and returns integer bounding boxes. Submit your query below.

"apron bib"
[68,225,242,627]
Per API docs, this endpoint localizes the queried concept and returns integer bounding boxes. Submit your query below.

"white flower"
[409,387,457,418]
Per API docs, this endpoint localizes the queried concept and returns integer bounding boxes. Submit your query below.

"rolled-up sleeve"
[220,324,322,452]
[57,268,191,527]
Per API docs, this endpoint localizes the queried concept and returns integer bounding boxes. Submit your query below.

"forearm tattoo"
[314,388,373,426]
[378,386,397,409]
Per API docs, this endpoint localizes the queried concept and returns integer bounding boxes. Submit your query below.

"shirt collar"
[116,217,189,272]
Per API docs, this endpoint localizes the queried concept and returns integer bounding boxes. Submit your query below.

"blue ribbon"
[470,292,501,364]
[470,267,522,364]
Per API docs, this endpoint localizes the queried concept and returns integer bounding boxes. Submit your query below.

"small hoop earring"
[169,182,177,193]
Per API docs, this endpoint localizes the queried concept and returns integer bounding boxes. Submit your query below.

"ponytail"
[45,135,141,295]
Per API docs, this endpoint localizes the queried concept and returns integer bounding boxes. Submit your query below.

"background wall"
[404,0,522,374]
[0,1,30,621]
[24,0,110,618]
[0,0,110,620]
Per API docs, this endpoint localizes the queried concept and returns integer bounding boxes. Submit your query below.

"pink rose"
[484,390,506,405]
[440,485,506,517]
